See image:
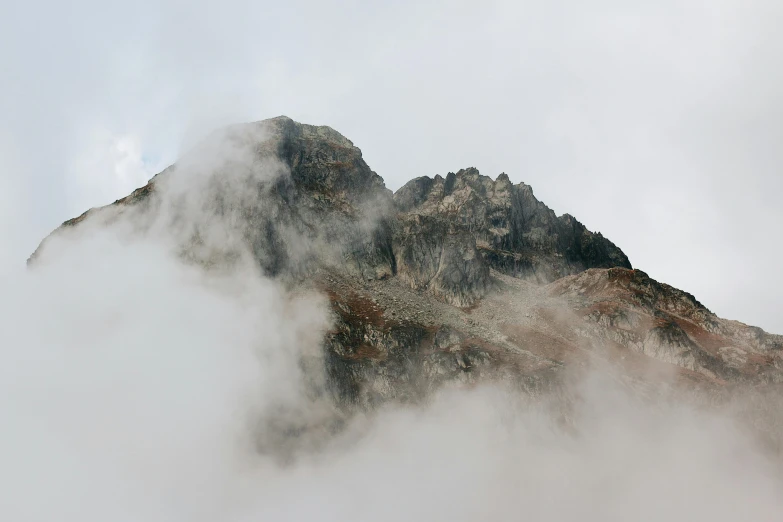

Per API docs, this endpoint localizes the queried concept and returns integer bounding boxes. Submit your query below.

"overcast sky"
[1,0,781,333]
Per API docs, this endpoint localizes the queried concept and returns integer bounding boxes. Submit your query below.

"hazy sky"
[1,0,781,333]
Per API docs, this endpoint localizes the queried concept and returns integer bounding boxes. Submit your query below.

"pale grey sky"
[1,0,781,333]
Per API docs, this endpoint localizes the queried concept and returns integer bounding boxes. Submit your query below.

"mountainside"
[31,116,783,411]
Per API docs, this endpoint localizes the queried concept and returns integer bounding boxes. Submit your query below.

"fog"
[2,134,783,521]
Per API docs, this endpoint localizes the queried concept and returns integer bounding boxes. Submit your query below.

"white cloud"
[66,131,166,214]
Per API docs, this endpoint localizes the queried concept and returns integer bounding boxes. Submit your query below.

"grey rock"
[393,214,490,307]
[31,116,397,282]
[394,167,632,283]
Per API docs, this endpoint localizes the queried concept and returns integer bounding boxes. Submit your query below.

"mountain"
[30,116,783,411]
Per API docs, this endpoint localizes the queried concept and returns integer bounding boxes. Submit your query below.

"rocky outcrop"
[394,168,631,283]
[31,116,397,282]
[29,116,783,412]
[319,271,564,408]
[392,214,491,307]
[548,268,783,383]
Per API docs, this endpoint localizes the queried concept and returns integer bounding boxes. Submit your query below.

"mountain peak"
[262,115,357,149]
[28,116,783,408]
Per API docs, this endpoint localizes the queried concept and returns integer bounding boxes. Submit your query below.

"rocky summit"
[31,116,783,417]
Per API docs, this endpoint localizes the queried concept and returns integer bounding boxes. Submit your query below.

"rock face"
[31,116,783,412]
[31,116,397,282]
[394,168,631,283]
[548,268,783,383]
[392,214,490,307]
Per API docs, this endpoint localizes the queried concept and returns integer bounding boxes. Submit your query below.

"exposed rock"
[30,116,397,282]
[548,268,783,384]
[393,214,490,307]
[394,167,631,283]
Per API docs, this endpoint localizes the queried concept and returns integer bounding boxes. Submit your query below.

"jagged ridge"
[394,168,631,284]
